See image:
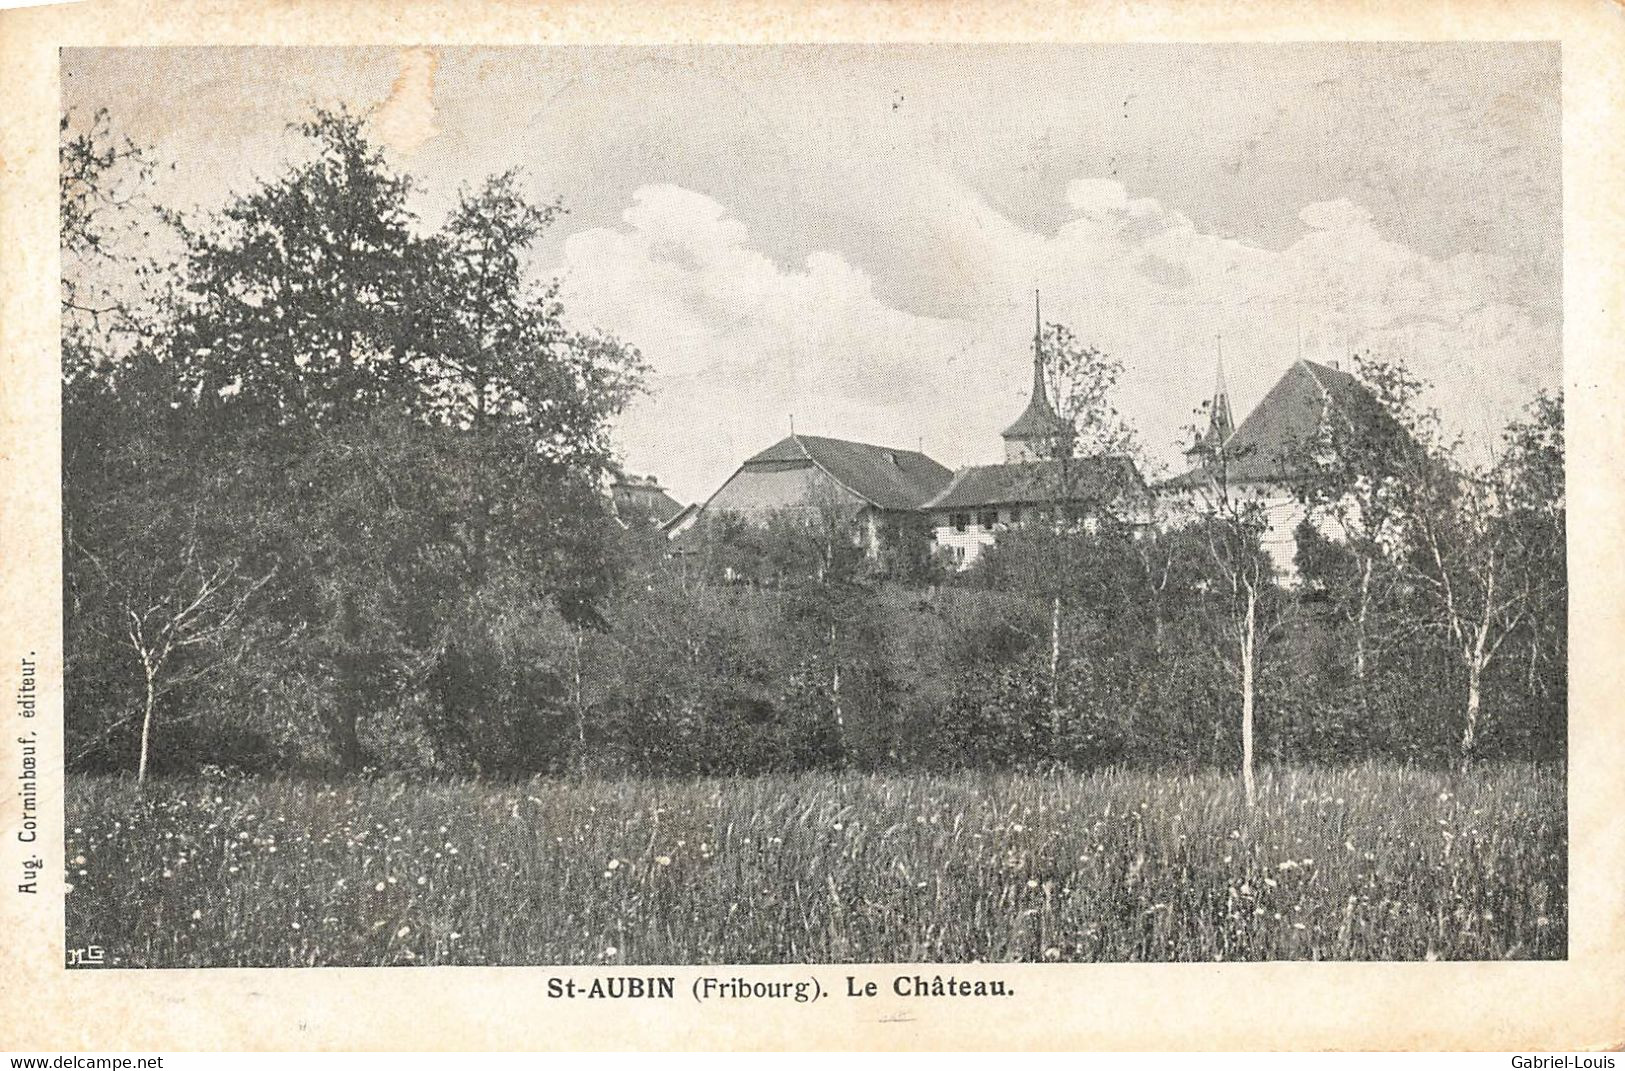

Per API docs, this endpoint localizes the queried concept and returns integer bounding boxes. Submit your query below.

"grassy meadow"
[64,763,1566,967]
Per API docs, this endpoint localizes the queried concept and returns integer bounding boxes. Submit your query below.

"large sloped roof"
[1162,359,1379,489]
[741,434,954,510]
[925,456,1145,510]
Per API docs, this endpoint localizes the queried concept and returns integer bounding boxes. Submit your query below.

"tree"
[167,110,427,426]
[1401,392,1565,771]
[58,110,282,780]
[64,355,275,780]
[60,108,163,380]
[1286,352,1433,696]
[68,109,647,774]
[1020,318,1144,736]
[420,171,644,590]
[1181,422,1289,805]
[412,172,644,768]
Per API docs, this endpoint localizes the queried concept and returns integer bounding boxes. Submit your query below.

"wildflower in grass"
[655,856,672,867]
[71,855,85,866]
[416,876,428,886]
[191,909,202,920]
[375,882,387,892]
[607,859,620,871]
[396,926,411,938]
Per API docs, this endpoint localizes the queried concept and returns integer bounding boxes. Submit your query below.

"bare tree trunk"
[830,622,845,759]
[1460,587,1495,773]
[137,663,156,785]
[1355,557,1372,687]
[1460,658,1482,774]
[1049,594,1062,736]
[1241,583,1257,808]
[572,626,586,766]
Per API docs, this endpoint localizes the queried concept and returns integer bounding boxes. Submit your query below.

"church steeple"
[1001,290,1065,463]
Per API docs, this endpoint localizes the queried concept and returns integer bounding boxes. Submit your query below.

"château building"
[672,299,1145,569]
[670,298,1394,579]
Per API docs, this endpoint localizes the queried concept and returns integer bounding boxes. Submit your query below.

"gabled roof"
[925,456,1145,510]
[1162,358,1378,489]
[739,434,954,510]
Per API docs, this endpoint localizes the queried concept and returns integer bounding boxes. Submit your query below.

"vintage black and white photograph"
[58,42,1565,968]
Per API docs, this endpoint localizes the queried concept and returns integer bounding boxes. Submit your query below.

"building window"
[951,512,969,532]
[977,509,998,530]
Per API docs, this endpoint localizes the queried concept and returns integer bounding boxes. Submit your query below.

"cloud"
[551,176,1553,504]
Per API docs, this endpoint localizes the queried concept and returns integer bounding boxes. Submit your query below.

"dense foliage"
[62,109,1566,780]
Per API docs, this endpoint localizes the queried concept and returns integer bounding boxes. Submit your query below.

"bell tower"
[1000,291,1065,463]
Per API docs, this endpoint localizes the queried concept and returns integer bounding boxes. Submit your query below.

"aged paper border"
[3,0,1622,1052]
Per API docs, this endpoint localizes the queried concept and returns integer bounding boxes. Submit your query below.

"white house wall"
[931,507,1024,569]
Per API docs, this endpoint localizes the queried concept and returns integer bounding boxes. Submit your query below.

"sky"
[63,44,1562,504]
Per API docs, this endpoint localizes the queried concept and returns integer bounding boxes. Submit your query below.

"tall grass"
[64,763,1565,967]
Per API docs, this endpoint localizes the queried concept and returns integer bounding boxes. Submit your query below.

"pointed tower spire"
[1002,289,1064,463]
[1208,336,1234,446]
